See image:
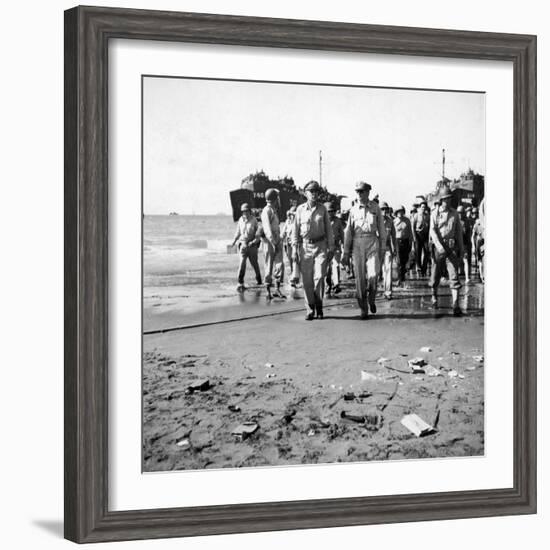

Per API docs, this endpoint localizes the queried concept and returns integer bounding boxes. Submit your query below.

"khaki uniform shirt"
[412,209,430,236]
[394,216,413,240]
[261,204,281,245]
[331,217,345,249]
[383,214,396,253]
[292,202,335,250]
[233,216,259,245]
[430,207,464,256]
[343,200,387,256]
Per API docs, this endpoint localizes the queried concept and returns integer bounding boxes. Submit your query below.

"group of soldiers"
[230,180,485,321]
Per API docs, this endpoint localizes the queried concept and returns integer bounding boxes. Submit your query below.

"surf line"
[143,300,357,335]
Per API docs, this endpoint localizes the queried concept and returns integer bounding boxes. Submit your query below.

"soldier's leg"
[446,253,462,315]
[382,250,392,297]
[463,243,471,282]
[332,250,341,289]
[264,243,274,298]
[366,252,380,313]
[237,246,247,287]
[429,251,445,307]
[272,243,286,297]
[300,246,316,317]
[421,235,430,276]
[352,244,368,316]
[248,245,262,285]
[312,247,328,317]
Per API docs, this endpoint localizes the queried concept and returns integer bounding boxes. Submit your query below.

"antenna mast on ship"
[442,148,446,179]
[319,150,323,186]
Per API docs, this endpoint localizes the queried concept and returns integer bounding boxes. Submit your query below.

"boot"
[272,283,286,299]
[431,290,438,308]
[368,290,377,314]
[315,303,324,319]
[265,284,272,300]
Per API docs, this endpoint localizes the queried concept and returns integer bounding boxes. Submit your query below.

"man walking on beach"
[292,180,335,320]
[261,188,285,300]
[412,196,431,276]
[325,201,344,295]
[393,205,413,286]
[230,203,262,292]
[342,181,387,319]
[281,205,299,287]
[380,201,396,299]
[429,184,464,316]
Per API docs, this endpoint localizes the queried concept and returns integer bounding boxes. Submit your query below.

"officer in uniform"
[261,188,285,300]
[380,201,396,299]
[393,205,413,286]
[412,195,431,276]
[342,181,386,319]
[230,203,262,292]
[429,184,464,315]
[457,205,473,283]
[325,201,345,295]
[292,181,335,320]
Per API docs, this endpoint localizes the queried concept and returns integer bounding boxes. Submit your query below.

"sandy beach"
[143,277,484,471]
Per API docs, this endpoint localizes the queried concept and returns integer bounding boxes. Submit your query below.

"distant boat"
[169,212,179,216]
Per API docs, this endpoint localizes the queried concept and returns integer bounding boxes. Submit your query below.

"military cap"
[355,181,371,192]
[439,184,453,199]
[395,205,406,214]
[457,205,464,212]
[240,202,251,212]
[416,195,427,205]
[265,188,279,200]
[380,201,389,210]
[304,180,321,192]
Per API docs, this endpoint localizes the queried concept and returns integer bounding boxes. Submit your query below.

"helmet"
[265,188,279,201]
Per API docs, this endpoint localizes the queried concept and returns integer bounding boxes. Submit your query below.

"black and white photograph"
[142,76,486,472]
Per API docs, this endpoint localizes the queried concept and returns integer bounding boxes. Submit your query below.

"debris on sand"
[265,363,275,369]
[466,366,477,371]
[231,422,259,441]
[186,379,210,393]
[344,392,356,401]
[448,370,459,379]
[361,371,378,382]
[420,346,432,353]
[340,410,382,431]
[176,438,191,449]
[408,358,427,373]
[228,405,241,412]
[266,373,277,379]
[425,365,442,377]
[377,357,390,364]
[401,414,436,437]
[473,355,484,363]
[307,429,316,437]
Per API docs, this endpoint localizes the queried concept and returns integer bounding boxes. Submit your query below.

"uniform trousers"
[414,231,430,275]
[396,238,411,282]
[326,248,342,288]
[237,242,262,284]
[263,241,284,286]
[352,235,380,312]
[382,250,394,296]
[284,242,300,283]
[299,241,328,314]
[430,249,462,290]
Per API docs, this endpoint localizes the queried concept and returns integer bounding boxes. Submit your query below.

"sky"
[143,76,485,215]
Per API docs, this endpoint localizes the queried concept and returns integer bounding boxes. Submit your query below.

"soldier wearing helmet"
[393,205,413,286]
[411,195,431,277]
[281,205,299,287]
[261,188,285,299]
[292,180,335,320]
[429,184,464,315]
[342,181,387,319]
[230,202,262,292]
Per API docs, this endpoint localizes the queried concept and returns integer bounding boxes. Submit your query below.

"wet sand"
[143,276,485,471]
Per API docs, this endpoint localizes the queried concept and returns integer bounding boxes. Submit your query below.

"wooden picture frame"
[64,5,536,543]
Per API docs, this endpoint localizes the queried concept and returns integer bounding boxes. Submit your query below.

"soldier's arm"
[343,212,353,256]
[376,206,387,256]
[261,208,274,244]
[455,212,465,258]
[390,222,397,255]
[429,213,445,253]
[231,221,241,246]
[325,208,335,251]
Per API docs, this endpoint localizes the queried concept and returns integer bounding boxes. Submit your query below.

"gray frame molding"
[64,5,537,543]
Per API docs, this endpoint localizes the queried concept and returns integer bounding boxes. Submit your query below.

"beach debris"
[344,392,356,401]
[384,364,409,374]
[377,356,390,364]
[452,384,458,388]
[231,422,259,441]
[473,355,484,363]
[176,438,191,449]
[420,346,432,353]
[282,410,297,424]
[401,414,436,437]
[266,373,277,379]
[361,370,378,382]
[408,357,427,373]
[448,370,459,379]
[265,362,275,369]
[307,429,316,437]
[458,374,465,379]
[358,391,372,399]
[340,410,382,430]
[425,365,442,377]
[450,351,460,356]
[437,356,444,361]
[228,405,241,413]
[400,353,408,357]
[466,366,477,371]
[330,384,336,389]
[186,379,210,394]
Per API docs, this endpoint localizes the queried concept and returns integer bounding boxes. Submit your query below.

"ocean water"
[144,215,238,288]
